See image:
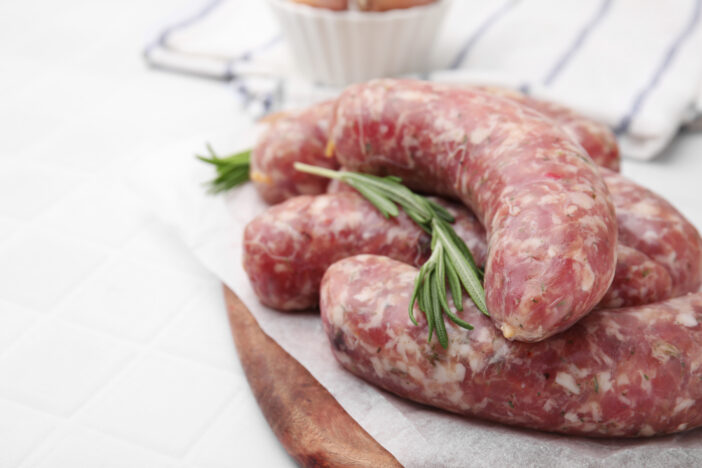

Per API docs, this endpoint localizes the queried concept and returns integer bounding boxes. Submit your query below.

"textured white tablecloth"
[0,0,294,466]
[0,0,701,467]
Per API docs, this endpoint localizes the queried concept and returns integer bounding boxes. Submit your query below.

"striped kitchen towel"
[144,0,702,160]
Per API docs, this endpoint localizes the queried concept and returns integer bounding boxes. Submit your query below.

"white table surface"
[0,1,701,467]
[0,0,295,466]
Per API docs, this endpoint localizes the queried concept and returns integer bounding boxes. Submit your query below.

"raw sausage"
[329,79,618,341]
[602,169,702,297]
[249,86,620,205]
[479,86,619,171]
[244,168,700,311]
[329,169,700,301]
[245,168,700,311]
[598,245,671,309]
[243,192,486,310]
[320,255,702,437]
[251,100,338,204]
[242,192,671,311]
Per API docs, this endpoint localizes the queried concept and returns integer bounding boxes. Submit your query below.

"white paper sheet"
[129,132,702,467]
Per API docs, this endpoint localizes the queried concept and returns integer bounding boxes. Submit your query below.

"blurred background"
[0,0,701,466]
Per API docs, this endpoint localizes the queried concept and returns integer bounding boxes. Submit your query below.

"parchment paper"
[129,131,702,468]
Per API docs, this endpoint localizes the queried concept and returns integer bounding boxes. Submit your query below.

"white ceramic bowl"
[267,0,450,86]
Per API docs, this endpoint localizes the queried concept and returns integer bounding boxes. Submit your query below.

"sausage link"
[598,245,672,309]
[329,169,699,305]
[329,79,618,341]
[243,192,486,310]
[478,86,619,171]
[244,177,687,311]
[250,87,620,205]
[321,255,702,437]
[602,169,702,297]
[250,100,338,204]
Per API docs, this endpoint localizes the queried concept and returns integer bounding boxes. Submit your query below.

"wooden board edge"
[223,284,402,468]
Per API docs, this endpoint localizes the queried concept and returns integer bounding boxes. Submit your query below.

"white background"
[0,0,700,467]
[0,0,294,466]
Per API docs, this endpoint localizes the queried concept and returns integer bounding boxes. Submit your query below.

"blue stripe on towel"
[542,0,613,86]
[615,0,702,135]
[224,34,283,80]
[450,0,520,69]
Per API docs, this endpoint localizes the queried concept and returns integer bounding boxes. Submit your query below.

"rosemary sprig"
[197,143,251,193]
[294,162,488,349]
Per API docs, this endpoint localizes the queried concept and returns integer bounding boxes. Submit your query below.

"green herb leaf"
[294,163,487,349]
[434,218,488,316]
[434,245,451,314]
[197,143,252,193]
[346,180,399,218]
[426,198,455,224]
[422,270,435,341]
[445,259,463,311]
[430,271,449,348]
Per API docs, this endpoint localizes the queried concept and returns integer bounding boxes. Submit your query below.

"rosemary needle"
[294,162,488,349]
[197,143,251,193]
[196,152,488,349]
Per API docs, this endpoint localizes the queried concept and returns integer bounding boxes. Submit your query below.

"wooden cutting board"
[223,285,402,468]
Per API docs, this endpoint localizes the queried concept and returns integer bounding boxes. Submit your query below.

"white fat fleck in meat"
[629,201,662,217]
[639,371,652,393]
[437,127,469,146]
[447,387,465,405]
[567,365,591,379]
[457,343,486,373]
[640,425,655,436]
[537,194,561,205]
[383,226,414,245]
[618,394,633,407]
[652,341,680,363]
[487,339,512,366]
[579,423,598,433]
[401,133,419,152]
[674,398,695,415]
[543,399,555,412]
[370,356,387,378]
[597,371,613,393]
[431,362,466,385]
[564,412,580,423]
[586,401,602,422]
[473,325,494,344]
[676,310,699,327]
[330,300,349,328]
[616,373,630,386]
[408,365,425,381]
[469,126,491,145]
[362,299,392,330]
[395,334,422,361]
[353,286,378,304]
[521,237,545,252]
[579,262,595,292]
[273,263,290,274]
[276,209,303,223]
[642,229,661,243]
[659,250,678,266]
[396,89,436,103]
[308,196,333,216]
[604,321,626,341]
[555,372,580,395]
[331,209,364,231]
